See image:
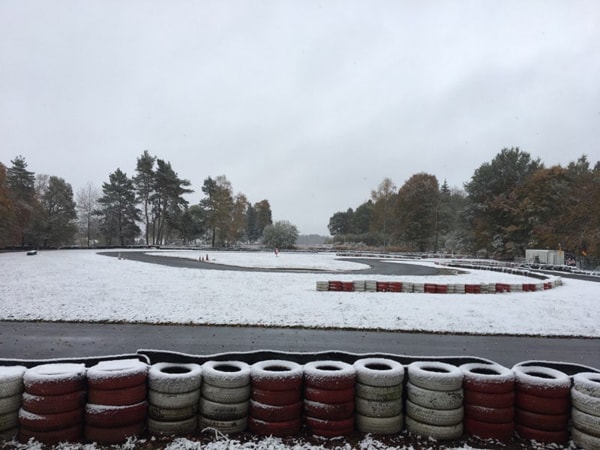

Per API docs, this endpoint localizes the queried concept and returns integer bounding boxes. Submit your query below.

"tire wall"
[1,352,599,445]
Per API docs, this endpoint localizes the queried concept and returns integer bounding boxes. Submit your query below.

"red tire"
[514,409,569,432]
[304,386,355,404]
[19,424,82,445]
[250,360,303,391]
[464,389,514,408]
[304,399,354,420]
[513,366,571,398]
[515,391,569,415]
[87,359,148,390]
[515,423,569,444]
[251,387,302,406]
[22,390,86,415]
[464,417,514,441]
[304,361,355,390]
[250,400,302,422]
[464,404,514,424]
[85,401,147,427]
[461,363,514,394]
[18,408,84,432]
[247,416,302,437]
[84,421,145,445]
[87,383,146,406]
[304,415,354,437]
[24,364,86,396]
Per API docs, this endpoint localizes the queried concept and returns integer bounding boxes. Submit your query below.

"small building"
[525,249,564,265]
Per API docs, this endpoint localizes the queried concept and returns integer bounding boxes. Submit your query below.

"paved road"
[1,321,599,369]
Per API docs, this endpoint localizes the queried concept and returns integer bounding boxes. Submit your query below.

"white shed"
[525,249,565,265]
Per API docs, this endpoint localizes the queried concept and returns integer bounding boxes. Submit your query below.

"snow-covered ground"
[1,249,599,337]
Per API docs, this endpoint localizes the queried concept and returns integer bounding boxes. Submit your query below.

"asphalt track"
[1,251,598,368]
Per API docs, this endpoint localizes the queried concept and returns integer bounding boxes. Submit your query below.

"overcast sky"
[1,1,599,235]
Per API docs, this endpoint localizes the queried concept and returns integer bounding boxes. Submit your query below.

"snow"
[87,359,148,381]
[1,249,599,336]
[513,365,571,390]
[23,363,86,383]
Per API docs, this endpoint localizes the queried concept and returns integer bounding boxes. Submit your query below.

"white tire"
[202,361,250,389]
[408,362,463,392]
[0,366,26,398]
[572,388,600,416]
[572,426,600,450]
[199,416,247,433]
[573,372,600,398]
[149,403,198,421]
[571,408,600,437]
[148,388,200,409]
[148,362,202,394]
[355,382,402,402]
[406,399,463,426]
[0,394,21,415]
[355,412,403,434]
[199,397,249,421]
[407,382,463,410]
[202,382,251,404]
[353,358,404,387]
[0,411,18,432]
[147,416,197,435]
[405,415,463,440]
[355,396,402,418]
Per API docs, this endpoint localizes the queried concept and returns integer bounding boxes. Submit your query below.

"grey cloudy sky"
[1,1,599,235]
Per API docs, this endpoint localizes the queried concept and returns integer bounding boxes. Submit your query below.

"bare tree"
[76,182,100,247]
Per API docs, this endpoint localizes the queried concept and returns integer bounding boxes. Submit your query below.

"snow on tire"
[464,404,513,424]
[406,381,463,410]
[23,363,86,396]
[571,408,600,438]
[249,400,302,422]
[147,416,197,435]
[202,361,250,389]
[247,416,302,437]
[304,360,356,390]
[85,401,147,428]
[199,416,247,434]
[355,396,402,418]
[303,399,354,420]
[355,412,403,435]
[353,358,404,387]
[304,386,354,404]
[573,372,600,398]
[87,383,147,406]
[148,362,202,394]
[251,387,301,406]
[460,363,514,394]
[202,382,251,404]
[21,390,86,415]
[84,421,145,445]
[0,366,26,398]
[199,397,249,421]
[304,415,354,438]
[355,383,402,402]
[512,365,571,397]
[406,399,463,427]
[572,387,600,416]
[18,408,84,432]
[407,361,463,392]
[148,388,200,409]
[572,426,600,450]
[251,360,303,391]
[405,415,463,441]
[87,359,148,390]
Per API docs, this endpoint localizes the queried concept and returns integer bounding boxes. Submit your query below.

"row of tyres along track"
[98,251,448,276]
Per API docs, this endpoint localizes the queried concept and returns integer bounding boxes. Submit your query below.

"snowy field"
[1,249,599,337]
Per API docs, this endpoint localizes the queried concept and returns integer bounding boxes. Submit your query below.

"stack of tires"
[303,360,356,438]
[85,359,148,445]
[353,358,404,434]
[570,372,600,449]
[512,365,571,444]
[19,363,87,445]
[199,361,250,434]
[461,363,515,441]
[405,361,464,441]
[248,360,303,437]
[147,362,202,436]
[0,366,26,441]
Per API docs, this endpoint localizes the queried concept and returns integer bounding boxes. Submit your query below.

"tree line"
[0,151,298,249]
[328,148,600,265]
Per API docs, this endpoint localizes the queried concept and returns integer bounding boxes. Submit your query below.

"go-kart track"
[1,249,600,450]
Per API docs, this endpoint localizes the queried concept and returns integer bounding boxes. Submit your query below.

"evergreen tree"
[254,200,272,239]
[6,156,36,246]
[200,175,233,247]
[97,169,140,246]
[133,150,156,245]
[39,176,77,247]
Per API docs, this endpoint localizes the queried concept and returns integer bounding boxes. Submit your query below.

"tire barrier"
[303,360,356,438]
[405,361,464,440]
[85,359,148,444]
[317,278,562,294]
[2,351,600,447]
[354,358,404,434]
[199,361,250,434]
[147,362,202,436]
[19,363,86,445]
[513,365,571,444]
[461,362,515,441]
[0,366,25,441]
[248,360,303,437]
[571,372,600,449]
